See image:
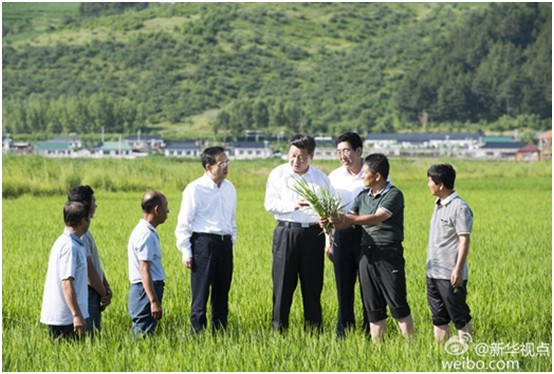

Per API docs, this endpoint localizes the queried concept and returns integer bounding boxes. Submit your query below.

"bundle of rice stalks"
[290,175,344,258]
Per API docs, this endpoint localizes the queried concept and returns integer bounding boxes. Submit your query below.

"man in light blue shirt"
[40,201,91,341]
[128,191,169,335]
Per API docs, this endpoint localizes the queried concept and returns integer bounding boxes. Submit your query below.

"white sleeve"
[175,186,196,258]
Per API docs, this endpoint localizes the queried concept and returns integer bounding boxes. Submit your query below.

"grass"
[2,156,552,371]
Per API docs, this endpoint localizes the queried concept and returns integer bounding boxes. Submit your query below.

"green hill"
[2,2,551,140]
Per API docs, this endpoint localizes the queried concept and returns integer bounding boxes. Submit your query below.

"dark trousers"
[190,233,234,333]
[48,324,82,342]
[333,227,368,335]
[86,286,102,335]
[272,224,325,330]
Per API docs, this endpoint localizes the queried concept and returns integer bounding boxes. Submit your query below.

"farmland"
[2,156,552,371]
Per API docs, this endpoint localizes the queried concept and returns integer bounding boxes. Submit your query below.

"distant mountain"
[2,2,551,139]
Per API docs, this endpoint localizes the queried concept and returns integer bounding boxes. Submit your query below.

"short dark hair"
[201,146,225,169]
[68,185,94,205]
[64,201,89,228]
[141,191,166,213]
[364,153,390,179]
[336,132,363,150]
[427,164,456,190]
[289,134,316,155]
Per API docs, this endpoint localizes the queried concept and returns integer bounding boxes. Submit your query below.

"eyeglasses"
[336,148,352,156]
[216,160,229,167]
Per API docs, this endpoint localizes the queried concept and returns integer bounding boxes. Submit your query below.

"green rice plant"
[290,175,345,256]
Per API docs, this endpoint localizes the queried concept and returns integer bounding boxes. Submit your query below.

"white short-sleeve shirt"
[40,230,89,325]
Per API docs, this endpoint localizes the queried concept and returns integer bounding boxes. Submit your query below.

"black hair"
[364,153,390,179]
[289,134,316,155]
[63,201,89,228]
[68,185,94,205]
[201,146,226,169]
[427,164,456,190]
[336,131,363,151]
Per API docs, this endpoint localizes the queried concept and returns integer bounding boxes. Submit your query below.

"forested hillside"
[2,2,551,141]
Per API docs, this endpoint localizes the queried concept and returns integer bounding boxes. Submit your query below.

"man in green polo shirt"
[326,153,415,341]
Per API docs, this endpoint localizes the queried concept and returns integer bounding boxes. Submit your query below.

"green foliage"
[2,157,552,371]
[1,3,551,139]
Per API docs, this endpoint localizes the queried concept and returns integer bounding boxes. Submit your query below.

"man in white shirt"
[265,134,330,331]
[175,147,237,333]
[40,201,91,341]
[128,191,169,336]
[328,132,368,337]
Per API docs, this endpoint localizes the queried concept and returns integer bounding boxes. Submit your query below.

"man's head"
[427,164,456,196]
[141,191,169,227]
[362,153,390,188]
[335,132,363,169]
[202,146,229,184]
[288,134,316,175]
[68,185,96,218]
[63,201,91,234]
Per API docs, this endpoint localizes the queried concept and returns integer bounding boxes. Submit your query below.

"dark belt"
[133,280,165,287]
[192,232,232,241]
[278,220,319,229]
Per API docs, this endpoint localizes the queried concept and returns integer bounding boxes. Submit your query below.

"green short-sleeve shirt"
[351,184,404,246]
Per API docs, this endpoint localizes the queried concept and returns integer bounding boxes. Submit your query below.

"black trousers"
[333,227,368,335]
[190,233,233,333]
[271,224,325,330]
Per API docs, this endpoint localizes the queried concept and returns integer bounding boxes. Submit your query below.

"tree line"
[2,2,551,139]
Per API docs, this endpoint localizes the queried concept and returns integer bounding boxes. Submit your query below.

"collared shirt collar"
[368,180,392,197]
[436,191,459,206]
[202,172,225,189]
[64,228,85,246]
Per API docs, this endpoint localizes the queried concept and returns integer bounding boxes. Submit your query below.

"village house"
[125,134,165,151]
[538,130,552,160]
[92,141,133,158]
[164,141,202,158]
[227,141,273,159]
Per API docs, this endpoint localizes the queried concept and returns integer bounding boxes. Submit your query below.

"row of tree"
[2,2,551,138]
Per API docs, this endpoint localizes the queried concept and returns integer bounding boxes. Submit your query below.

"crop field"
[2,156,552,371]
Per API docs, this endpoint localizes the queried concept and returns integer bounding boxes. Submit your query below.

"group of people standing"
[40,132,473,345]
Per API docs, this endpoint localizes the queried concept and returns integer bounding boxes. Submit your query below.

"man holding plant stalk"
[324,153,415,341]
[265,134,330,331]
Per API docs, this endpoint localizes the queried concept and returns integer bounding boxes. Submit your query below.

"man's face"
[89,196,97,219]
[156,197,169,225]
[336,141,361,168]
[428,177,441,197]
[208,152,229,182]
[362,164,379,188]
[288,145,312,174]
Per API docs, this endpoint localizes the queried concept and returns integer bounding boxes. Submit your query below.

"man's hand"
[150,300,163,320]
[294,198,310,210]
[73,314,86,335]
[183,256,193,269]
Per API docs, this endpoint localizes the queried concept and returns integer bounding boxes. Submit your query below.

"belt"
[193,232,232,241]
[278,220,319,229]
[133,280,165,287]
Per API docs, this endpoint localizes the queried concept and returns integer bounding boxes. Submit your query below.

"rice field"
[2,156,552,371]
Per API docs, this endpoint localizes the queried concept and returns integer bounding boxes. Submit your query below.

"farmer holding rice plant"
[323,153,415,341]
[264,134,330,332]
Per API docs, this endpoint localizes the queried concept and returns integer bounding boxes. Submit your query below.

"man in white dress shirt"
[175,146,237,333]
[328,132,368,337]
[265,134,330,331]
